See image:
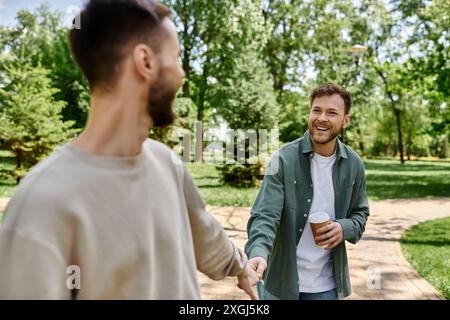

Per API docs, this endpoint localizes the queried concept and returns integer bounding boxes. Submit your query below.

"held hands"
[237,263,260,300]
[314,221,344,250]
[237,256,267,300]
[247,257,267,281]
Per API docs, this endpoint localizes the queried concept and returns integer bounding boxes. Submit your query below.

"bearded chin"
[310,124,343,144]
[147,86,177,128]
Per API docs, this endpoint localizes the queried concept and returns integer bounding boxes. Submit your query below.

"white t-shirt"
[297,151,336,293]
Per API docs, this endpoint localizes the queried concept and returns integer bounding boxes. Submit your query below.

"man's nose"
[318,112,328,122]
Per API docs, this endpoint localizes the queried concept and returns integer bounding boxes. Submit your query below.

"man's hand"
[247,256,267,280]
[237,263,259,300]
[314,221,343,250]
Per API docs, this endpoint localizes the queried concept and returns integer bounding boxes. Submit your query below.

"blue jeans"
[299,288,338,300]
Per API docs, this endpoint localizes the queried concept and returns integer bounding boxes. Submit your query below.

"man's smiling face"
[308,94,350,145]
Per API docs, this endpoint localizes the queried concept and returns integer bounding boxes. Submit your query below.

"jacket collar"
[301,130,348,159]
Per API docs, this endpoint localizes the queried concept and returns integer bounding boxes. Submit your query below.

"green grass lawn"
[186,163,259,206]
[187,159,450,206]
[365,159,450,200]
[401,217,450,300]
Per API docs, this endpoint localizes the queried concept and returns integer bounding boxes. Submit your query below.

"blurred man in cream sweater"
[0,0,258,299]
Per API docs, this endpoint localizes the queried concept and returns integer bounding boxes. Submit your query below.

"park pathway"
[198,199,450,300]
[0,197,449,300]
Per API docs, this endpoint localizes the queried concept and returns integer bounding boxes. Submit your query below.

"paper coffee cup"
[309,212,330,244]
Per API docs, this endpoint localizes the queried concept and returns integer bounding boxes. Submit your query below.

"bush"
[218,161,263,188]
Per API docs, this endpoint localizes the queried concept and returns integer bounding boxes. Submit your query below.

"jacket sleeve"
[182,166,247,280]
[245,153,284,261]
[335,162,370,244]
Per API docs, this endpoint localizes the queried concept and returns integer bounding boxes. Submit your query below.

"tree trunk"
[182,54,190,98]
[182,26,191,98]
[375,66,405,164]
[197,55,210,122]
[393,107,404,164]
[15,150,22,184]
[357,126,365,154]
[406,135,411,161]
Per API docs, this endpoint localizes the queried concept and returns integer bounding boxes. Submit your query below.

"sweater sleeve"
[182,167,247,280]
[0,173,74,300]
[0,228,70,299]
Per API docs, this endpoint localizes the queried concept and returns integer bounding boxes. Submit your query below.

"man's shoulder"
[144,138,180,162]
[278,137,302,157]
[342,144,365,168]
[19,146,69,190]
[144,138,184,177]
[3,147,75,226]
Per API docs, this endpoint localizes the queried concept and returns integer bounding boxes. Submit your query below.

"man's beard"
[309,122,343,145]
[147,76,177,128]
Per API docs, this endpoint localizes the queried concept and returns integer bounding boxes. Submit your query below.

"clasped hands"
[237,256,267,300]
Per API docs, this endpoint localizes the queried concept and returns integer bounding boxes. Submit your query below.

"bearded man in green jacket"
[246,83,370,300]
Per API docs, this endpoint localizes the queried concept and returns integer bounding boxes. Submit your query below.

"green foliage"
[0,0,447,191]
[0,63,78,182]
[219,161,263,188]
[0,4,90,129]
[165,0,449,161]
[165,0,239,122]
[278,91,310,143]
[401,217,450,299]
[262,0,311,94]
[204,0,279,186]
[211,0,278,130]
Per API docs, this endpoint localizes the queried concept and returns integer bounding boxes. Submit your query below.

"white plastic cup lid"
[309,212,330,224]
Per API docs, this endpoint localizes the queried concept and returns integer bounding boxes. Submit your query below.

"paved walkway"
[1,197,448,299]
[198,199,450,300]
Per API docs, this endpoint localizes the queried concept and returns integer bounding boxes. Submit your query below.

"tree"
[360,0,407,163]
[166,0,237,121]
[212,0,278,131]
[0,62,78,183]
[262,0,311,99]
[395,0,450,157]
[0,5,90,129]
[211,0,279,187]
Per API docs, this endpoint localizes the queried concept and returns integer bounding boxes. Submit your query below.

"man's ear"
[343,114,351,129]
[133,44,158,83]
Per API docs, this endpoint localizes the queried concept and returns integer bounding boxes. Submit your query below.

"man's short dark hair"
[68,0,171,92]
[310,83,352,114]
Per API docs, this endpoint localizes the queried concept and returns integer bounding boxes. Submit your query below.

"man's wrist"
[249,246,268,261]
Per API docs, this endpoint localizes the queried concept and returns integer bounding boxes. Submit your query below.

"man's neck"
[72,90,151,157]
[312,138,337,157]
